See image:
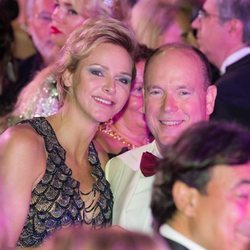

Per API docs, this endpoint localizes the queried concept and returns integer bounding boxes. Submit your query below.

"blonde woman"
[0,17,137,248]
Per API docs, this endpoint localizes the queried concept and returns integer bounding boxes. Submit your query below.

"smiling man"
[152,121,250,250]
[105,43,217,234]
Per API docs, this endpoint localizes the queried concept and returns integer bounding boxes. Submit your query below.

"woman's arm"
[0,125,46,247]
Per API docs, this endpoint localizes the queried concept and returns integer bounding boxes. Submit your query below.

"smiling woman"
[95,44,154,158]
[0,17,137,248]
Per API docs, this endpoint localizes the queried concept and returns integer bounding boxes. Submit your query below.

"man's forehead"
[145,49,205,80]
[204,0,218,12]
[149,48,201,67]
[210,163,250,187]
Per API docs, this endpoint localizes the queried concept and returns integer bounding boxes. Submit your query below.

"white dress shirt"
[160,224,207,250]
[220,47,250,75]
[105,141,162,234]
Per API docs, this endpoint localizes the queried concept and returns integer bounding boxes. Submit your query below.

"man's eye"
[148,89,162,95]
[237,193,250,200]
[37,13,52,22]
[179,90,191,96]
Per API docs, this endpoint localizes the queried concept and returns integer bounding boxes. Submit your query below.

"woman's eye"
[132,86,143,95]
[67,8,78,15]
[134,86,143,93]
[118,78,131,85]
[90,69,103,77]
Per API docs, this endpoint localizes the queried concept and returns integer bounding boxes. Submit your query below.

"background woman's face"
[118,60,148,130]
[50,0,85,47]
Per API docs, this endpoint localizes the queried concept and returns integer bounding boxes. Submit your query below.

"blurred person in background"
[50,0,132,48]
[44,226,169,250]
[130,0,197,49]
[17,0,60,89]
[192,0,250,128]
[0,9,19,132]
[2,0,37,60]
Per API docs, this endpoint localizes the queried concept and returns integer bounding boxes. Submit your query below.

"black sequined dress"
[16,117,113,247]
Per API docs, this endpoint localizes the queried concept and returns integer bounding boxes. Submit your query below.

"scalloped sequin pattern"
[16,117,113,247]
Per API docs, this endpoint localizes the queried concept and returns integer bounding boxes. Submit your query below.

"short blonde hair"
[55,17,137,101]
[71,0,132,21]
[131,0,194,48]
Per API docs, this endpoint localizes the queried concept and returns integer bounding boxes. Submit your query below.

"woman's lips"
[50,26,62,34]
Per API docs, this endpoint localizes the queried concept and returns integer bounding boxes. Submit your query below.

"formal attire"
[211,48,250,128]
[105,141,161,234]
[159,224,207,250]
[16,117,113,247]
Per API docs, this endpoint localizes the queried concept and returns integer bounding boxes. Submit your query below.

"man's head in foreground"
[152,121,250,250]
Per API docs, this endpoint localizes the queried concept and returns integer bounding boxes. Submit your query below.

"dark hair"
[151,121,250,229]
[0,11,14,64]
[144,43,212,89]
[135,44,154,63]
[0,9,18,116]
[0,0,19,21]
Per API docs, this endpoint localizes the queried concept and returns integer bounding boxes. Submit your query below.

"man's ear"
[206,85,217,116]
[172,181,199,217]
[228,18,243,35]
[62,70,73,87]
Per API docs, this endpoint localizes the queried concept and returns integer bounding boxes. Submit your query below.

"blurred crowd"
[0,0,250,249]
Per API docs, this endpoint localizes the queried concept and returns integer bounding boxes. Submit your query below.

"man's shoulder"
[105,143,155,185]
[218,54,250,86]
[162,237,190,250]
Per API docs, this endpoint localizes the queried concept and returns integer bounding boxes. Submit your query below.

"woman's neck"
[47,110,98,159]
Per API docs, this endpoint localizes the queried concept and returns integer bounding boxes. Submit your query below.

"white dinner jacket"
[105,141,161,234]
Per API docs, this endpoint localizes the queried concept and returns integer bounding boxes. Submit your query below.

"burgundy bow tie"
[140,151,161,177]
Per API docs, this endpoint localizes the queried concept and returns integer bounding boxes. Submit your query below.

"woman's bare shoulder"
[0,124,46,182]
[0,123,43,150]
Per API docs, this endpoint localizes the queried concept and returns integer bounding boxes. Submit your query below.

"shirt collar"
[220,47,250,75]
[160,224,207,250]
[151,140,163,158]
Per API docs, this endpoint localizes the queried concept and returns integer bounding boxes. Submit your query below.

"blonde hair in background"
[131,0,196,48]
[71,0,132,21]
[131,0,175,48]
